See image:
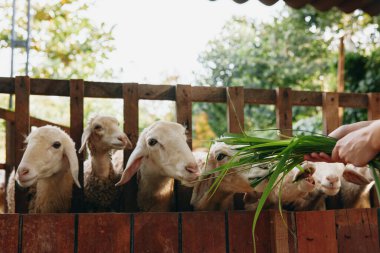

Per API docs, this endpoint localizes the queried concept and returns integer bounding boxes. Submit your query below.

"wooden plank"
[335,209,380,253]
[0,214,19,253]
[276,88,293,137]
[245,89,277,105]
[227,86,244,133]
[22,214,75,253]
[0,108,70,133]
[176,84,193,211]
[270,210,292,253]
[15,76,30,213]
[291,90,322,106]
[182,212,226,253]
[122,83,139,212]
[0,164,4,170]
[139,84,176,100]
[322,92,340,135]
[69,79,84,212]
[368,93,380,120]
[339,93,368,108]
[192,86,226,103]
[228,210,272,253]
[296,210,338,253]
[134,212,178,253]
[77,213,130,253]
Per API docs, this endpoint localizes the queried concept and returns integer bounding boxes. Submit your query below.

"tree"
[0,0,115,80]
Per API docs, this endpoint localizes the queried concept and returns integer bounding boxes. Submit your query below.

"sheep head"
[312,162,345,196]
[116,121,200,186]
[16,125,80,188]
[79,115,132,154]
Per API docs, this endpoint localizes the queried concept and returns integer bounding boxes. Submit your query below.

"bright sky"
[0,0,284,84]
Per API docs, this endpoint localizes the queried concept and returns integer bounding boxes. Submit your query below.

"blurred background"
[1,0,380,163]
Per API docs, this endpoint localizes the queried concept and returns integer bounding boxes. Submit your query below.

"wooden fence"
[0,77,380,252]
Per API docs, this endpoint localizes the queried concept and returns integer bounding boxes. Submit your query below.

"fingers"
[304,152,333,163]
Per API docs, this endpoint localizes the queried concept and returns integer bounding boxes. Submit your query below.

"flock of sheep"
[0,115,375,213]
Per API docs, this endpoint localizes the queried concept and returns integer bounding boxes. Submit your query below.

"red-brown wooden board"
[15,76,30,213]
[133,212,178,253]
[70,79,84,212]
[296,210,338,253]
[276,88,292,137]
[77,213,130,253]
[182,211,226,253]
[335,208,380,253]
[227,86,244,134]
[0,214,19,253]
[270,210,295,253]
[22,214,75,253]
[322,92,340,135]
[228,210,272,253]
[122,83,139,212]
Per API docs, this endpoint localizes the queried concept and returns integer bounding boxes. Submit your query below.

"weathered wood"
[139,84,176,100]
[339,92,368,108]
[368,93,380,120]
[245,89,277,105]
[122,84,139,212]
[0,214,19,253]
[270,210,292,253]
[134,212,178,253]
[227,86,244,133]
[335,209,380,253]
[322,92,340,135]
[228,211,272,253]
[22,214,75,253]
[15,76,30,213]
[0,107,70,133]
[5,120,15,172]
[175,85,193,211]
[69,79,84,213]
[192,86,226,102]
[296,210,338,253]
[276,88,292,137]
[77,213,130,253]
[291,90,322,106]
[182,212,226,253]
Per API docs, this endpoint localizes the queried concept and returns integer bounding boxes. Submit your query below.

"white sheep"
[0,169,5,213]
[191,142,265,211]
[79,115,132,212]
[336,164,375,209]
[115,121,200,211]
[244,162,316,211]
[7,125,80,213]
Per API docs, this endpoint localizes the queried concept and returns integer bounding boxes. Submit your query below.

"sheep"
[244,162,316,211]
[79,115,132,212]
[333,164,375,209]
[0,169,5,213]
[115,121,200,211]
[7,125,80,213]
[191,142,267,211]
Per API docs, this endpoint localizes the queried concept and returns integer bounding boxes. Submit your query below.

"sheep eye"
[216,153,227,161]
[94,124,102,130]
[52,141,61,149]
[148,138,158,146]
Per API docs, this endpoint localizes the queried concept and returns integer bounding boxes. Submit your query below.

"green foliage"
[0,0,115,80]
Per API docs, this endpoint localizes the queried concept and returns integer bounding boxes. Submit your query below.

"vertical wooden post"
[15,76,30,213]
[337,36,345,125]
[227,86,244,134]
[227,86,245,209]
[5,121,15,213]
[276,88,292,137]
[368,92,380,207]
[322,92,340,135]
[70,79,84,212]
[122,83,139,212]
[175,84,193,211]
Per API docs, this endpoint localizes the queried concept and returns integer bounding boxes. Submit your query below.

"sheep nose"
[118,135,132,147]
[18,167,30,177]
[185,163,200,176]
[326,175,339,184]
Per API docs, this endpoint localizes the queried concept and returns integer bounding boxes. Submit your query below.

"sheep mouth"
[17,176,37,187]
[111,143,127,149]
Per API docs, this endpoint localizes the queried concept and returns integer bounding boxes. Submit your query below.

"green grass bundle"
[208,132,380,251]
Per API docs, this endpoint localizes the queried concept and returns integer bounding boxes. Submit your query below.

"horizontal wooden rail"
[0,77,371,108]
[0,164,5,170]
[0,209,378,253]
[0,108,70,133]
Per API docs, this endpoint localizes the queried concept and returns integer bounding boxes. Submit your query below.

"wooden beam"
[276,88,292,137]
[322,92,340,135]
[227,86,244,133]
[69,79,84,212]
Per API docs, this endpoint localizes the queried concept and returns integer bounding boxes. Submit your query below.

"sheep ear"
[190,174,215,208]
[64,141,81,188]
[343,167,371,185]
[115,146,144,186]
[79,126,91,153]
